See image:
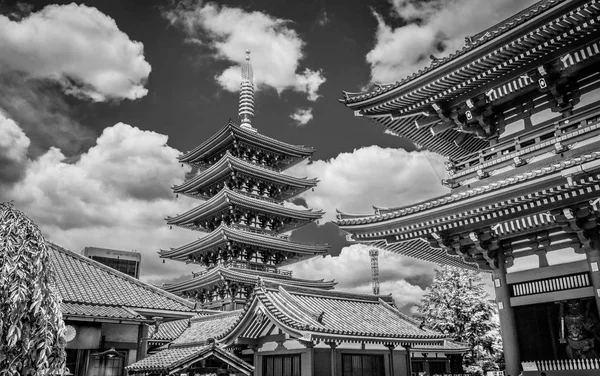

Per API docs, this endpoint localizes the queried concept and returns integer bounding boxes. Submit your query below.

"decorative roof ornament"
[239,49,256,132]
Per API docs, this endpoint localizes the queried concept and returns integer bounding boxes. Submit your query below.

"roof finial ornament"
[239,49,256,132]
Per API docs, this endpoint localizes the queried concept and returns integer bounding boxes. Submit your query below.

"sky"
[0,0,539,313]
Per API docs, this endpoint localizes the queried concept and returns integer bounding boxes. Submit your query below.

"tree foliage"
[0,202,66,376]
[416,266,503,375]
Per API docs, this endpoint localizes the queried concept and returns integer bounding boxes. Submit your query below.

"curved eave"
[179,121,314,165]
[173,151,319,194]
[161,225,330,260]
[162,267,336,294]
[166,188,324,226]
[336,150,600,228]
[340,0,572,108]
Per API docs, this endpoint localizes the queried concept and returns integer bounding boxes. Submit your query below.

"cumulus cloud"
[0,111,30,185]
[2,121,199,283]
[288,145,449,223]
[0,3,151,101]
[290,108,313,126]
[367,0,539,83]
[163,1,326,101]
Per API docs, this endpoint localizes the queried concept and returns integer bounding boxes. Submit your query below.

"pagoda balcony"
[192,261,293,277]
[444,103,600,187]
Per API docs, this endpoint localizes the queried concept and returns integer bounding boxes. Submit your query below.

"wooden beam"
[430,122,454,136]
[415,115,442,129]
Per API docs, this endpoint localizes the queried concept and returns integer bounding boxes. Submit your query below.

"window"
[88,350,127,376]
[342,354,384,376]
[263,354,301,376]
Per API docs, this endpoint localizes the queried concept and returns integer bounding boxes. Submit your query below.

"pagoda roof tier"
[162,266,336,295]
[160,224,329,263]
[173,151,318,201]
[339,0,600,159]
[179,120,314,170]
[166,187,323,233]
[336,148,600,271]
[219,281,448,346]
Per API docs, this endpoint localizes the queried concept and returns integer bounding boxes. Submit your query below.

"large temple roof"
[162,265,336,294]
[49,243,196,321]
[179,120,314,169]
[160,224,329,261]
[173,150,318,200]
[338,0,599,159]
[220,281,448,346]
[166,187,323,231]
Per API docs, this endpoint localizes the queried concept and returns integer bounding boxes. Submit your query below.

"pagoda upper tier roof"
[172,151,318,200]
[162,265,336,294]
[166,187,323,231]
[219,281,448,346]
[160,224,329,261]
[179,120,314,170]
[339,0,600,159]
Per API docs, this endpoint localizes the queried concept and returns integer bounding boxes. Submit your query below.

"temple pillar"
[493,250,521,376]
[585,245,600,314]
[327,342,337,376]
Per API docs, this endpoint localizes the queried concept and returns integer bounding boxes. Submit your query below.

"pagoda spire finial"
[239,49,256,131]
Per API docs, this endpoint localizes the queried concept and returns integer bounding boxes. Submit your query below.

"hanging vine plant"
[0,202,66,376]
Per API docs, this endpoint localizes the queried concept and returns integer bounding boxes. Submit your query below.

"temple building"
[160,50,334,311]
[337,0,600,375]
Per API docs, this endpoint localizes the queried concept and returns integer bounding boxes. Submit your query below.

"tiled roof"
[336,150,600,226]
[341,0,566,105]
[179,120,314,168]
[160,224,329,261]
[221,282,446,345]
[148,318,190,343]
[126,343,253,374]
[172,311,242,346]
[163,265,336,294]
[61,302,143,320]
[49,243,195,320]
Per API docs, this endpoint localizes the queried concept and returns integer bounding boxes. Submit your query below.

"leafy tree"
[0,202,66,376]
[416,266,502,376]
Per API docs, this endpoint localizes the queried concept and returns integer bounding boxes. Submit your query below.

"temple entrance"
[515,298,600,366]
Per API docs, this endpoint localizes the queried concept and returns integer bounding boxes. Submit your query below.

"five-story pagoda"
[162,51,334,311]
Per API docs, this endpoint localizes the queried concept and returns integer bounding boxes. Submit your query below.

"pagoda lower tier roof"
[179,120,314,170]
[172,151,318,200]
[219,281,449,346]
[160,224,329,261]
[162,266,336,295]
[166,187,323,232]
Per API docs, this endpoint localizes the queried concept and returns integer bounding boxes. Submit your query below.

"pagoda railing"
[533,358,600,371]
[447,103,600,178]
[229,224,290,239]
[233,189,283,205]
[226,260,293,277]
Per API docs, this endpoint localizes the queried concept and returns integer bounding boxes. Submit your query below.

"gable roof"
[125,342,253,375]
[220,281,447,346]
[49,243,195,321]
[171,310,242,346]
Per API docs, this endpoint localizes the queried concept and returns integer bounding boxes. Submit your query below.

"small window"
[342,354,385,376]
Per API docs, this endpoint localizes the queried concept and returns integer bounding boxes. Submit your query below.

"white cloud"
[2,121,199,283]
[290,108,313,126]
[0,111,30,184]
[0,3,151,101]
[367,0,539,83]
[164,2,325,101]
[288,145,449,223]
